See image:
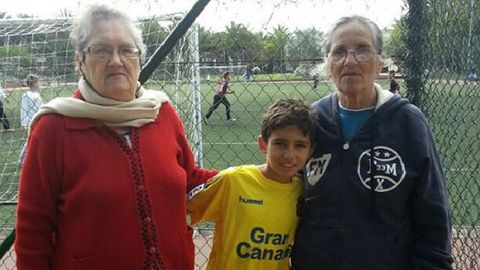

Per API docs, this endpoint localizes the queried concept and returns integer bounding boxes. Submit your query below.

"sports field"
[0,78,478,230]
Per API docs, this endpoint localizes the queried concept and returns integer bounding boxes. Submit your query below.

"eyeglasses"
[329,47,377,64]
[84,45,140,60]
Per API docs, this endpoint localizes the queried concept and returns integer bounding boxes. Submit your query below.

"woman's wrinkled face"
[327,22,383,97]
[76,20,140,102]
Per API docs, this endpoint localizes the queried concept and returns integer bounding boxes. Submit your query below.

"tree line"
[1,0,478,82]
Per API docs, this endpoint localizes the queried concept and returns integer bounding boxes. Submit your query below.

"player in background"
[0,82,12,131]
[388,69,400,94]
[204,71,236,124]
[18,74,44,166]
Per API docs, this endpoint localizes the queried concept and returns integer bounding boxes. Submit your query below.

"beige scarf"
[30,77,169,132]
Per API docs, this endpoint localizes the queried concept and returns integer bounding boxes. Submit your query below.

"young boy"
[18,74,44,166]
[188,98,317,270]
[21,74,43,129]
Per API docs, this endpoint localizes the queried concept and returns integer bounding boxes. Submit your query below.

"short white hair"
[325,15,383,55]
[70,4,147,60]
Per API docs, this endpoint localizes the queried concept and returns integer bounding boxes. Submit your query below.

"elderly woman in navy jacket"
[291,15,453,270]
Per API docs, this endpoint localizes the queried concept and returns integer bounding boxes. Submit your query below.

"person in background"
[18,74,44,165]
[466,70,478,82]
[188,98,316,270]
[20,74,43,129]
[15,4,217,270]
[0,82,12,131]
[204,71,236,124]
[243,63,253,82]
[291,15,453,270]
[312,74,320,90]
[388,69,400,94]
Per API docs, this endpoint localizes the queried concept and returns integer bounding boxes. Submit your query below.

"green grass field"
[189,80,331,168]
[0,78,478,231]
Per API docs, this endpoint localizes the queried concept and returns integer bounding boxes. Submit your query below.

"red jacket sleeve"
[166,103,218,192]
[15,115,65,269]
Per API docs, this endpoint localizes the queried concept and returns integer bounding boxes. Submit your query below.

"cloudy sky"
[0,0,406,32]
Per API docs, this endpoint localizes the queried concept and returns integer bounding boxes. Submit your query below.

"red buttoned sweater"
[15,93,217,270]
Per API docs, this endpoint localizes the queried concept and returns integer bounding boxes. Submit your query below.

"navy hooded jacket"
[291,85,453,270]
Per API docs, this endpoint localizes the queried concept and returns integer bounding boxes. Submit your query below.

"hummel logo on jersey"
[238,196,263,205]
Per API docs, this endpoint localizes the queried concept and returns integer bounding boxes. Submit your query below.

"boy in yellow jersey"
[187,98,317,270]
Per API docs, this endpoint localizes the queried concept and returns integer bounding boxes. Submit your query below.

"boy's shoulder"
[212,165,261,186]
[188,165,259,200]
[198,165,257,187]
[219,164,258,177]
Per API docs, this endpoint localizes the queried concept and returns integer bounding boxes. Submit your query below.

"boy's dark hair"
[223,71,230,78]
[261,98,317,145]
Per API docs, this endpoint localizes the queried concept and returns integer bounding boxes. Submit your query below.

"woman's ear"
[74,52,81,67]
[325,58,332,78]
[258,135,267,154]
[74,52,83,76]
[376,54,384,74]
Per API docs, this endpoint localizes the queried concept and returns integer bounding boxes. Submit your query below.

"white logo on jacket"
[306,153,332,186]
[357,146,405,192]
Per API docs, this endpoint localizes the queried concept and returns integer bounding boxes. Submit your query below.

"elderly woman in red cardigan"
[15,4,216,270]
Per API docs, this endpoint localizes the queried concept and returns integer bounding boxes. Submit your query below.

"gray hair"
[325,15,383,55]
[70,4,147,60]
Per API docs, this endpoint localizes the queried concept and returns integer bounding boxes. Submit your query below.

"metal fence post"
[404,0,427,106]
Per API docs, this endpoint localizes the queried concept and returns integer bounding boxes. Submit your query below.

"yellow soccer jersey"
[187,164,303,270]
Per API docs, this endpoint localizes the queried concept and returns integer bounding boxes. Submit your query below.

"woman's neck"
[339,86,377,109]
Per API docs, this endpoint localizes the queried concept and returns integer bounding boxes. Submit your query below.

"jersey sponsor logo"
[188,184,204,200]
[306,153,332,186]
[236,227,292,261]
[187,173,222,200]
[238,196,263,205]
[357,146,406,192]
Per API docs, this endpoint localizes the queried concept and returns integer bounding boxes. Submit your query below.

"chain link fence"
[0,0,478,269]
[406,1,480,269]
